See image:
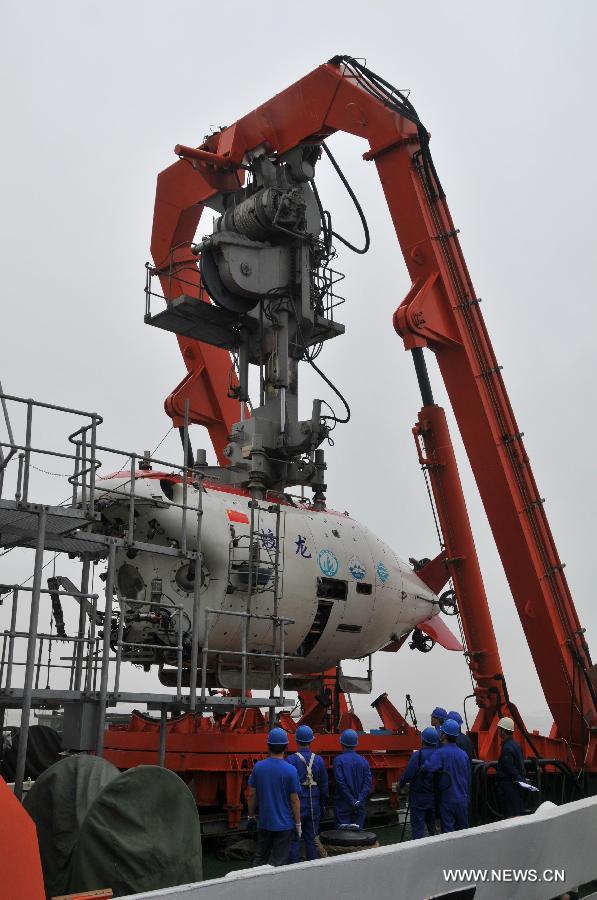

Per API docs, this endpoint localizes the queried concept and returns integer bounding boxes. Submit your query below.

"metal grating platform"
[0,499,97,551]
[145,294,344,356]
[145,295,254,349]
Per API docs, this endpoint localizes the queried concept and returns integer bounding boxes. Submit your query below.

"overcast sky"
[1,1,596,734]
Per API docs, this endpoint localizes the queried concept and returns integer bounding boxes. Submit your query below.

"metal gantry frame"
[0,390,294,799]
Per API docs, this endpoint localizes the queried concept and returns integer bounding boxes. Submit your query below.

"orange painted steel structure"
[0,777,45,899]
[106,58,597,814]
[105,706,414,829]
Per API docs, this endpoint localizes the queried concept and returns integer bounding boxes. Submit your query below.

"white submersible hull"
[95,472,444,685]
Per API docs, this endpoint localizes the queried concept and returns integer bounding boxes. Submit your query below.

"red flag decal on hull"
[227,508,249,524]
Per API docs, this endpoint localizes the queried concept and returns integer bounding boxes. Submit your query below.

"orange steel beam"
[150,246,241,465]
[0,777,45,899]
[150,58,595,758]
[413,404,503,727]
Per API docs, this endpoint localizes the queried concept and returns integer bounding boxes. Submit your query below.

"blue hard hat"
[441,718,460,738]
[421,726,440,747]
[447,710,463,727]
[295,725,314,744]
[267,727,289,747]
[340,729,358,748]
[431,706,447,721]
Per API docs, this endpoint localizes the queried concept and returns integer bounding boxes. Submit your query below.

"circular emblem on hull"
[348,556,366,580]
[318,549,339,577]
[376,561,390,584]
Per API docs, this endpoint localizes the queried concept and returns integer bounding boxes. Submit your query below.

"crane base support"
[103,699,418,831]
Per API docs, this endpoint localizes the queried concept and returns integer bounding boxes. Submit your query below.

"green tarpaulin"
[25,757,202,898]
[24,753,120,898]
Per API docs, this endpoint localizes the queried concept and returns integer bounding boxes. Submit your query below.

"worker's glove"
[295,822,302,840]
[247,816,258,835]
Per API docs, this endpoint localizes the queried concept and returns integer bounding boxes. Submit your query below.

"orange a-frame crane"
[146,56,596,773]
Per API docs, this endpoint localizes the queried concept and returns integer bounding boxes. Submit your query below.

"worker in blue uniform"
[332,729,372,829]
[496,716,526,818]
[398,726,439,839]
[422,718,470,832]
[431,706,447,734]
[247,728,302,867]
[447,710,475,761]
[287,724,329,862]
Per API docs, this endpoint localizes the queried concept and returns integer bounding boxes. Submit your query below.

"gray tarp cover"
[24,754,120,898]
[0,724,62,781]
[25,758,203,898]
[67,765,203,896]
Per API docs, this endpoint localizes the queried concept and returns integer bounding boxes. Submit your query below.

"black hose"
[328,56,444,200]
[462,693,476,733]
[308,358,351,424]
[178,427,194,470]
[321,143,370,255]
[311,180,333,254]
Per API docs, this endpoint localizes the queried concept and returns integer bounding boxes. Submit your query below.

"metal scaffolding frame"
[0,390,293,799]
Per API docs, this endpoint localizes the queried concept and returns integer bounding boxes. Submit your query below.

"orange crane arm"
[150,171,244,464]
[150,57,595,758]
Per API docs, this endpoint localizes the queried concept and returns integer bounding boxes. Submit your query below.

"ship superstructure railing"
[143,258,347,327]
[0,390,295,803]
[0,390,102,510]
[200,607,295,711]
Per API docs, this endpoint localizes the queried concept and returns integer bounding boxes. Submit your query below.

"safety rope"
[30,463,72,477]
[314,835,328,858]
[422,466,443,549]
[0,553,59,604]
[295,750,319,855]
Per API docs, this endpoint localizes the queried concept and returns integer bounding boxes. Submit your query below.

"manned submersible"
[96,142,456,689]
[96,471,444,685]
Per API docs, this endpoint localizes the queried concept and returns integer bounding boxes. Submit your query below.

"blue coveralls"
[423,742,470,832]
[333,748,372,829]
[398,746,437,839]
[287,749,329,862]
[248,757,302,866]
[497,736,526,818]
